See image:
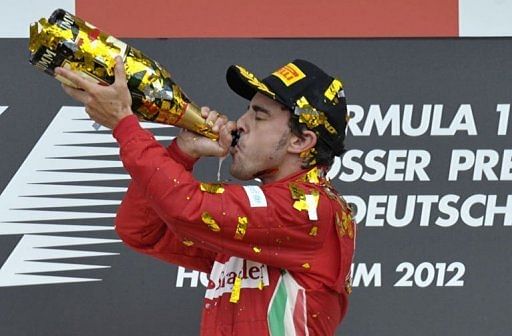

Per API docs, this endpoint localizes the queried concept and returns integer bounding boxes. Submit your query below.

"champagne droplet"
[217,155,226,181]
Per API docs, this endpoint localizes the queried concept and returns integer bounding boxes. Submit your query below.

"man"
[56,58,356,335]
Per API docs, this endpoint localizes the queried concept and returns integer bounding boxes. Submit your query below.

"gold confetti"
[309,226,318,236]
[289,183,305,200]
[302,263,311,269]
[305,167,320,184]
[337,211,354,239]
[345,275,353,294]
[336,212,345,237]
[343,212,354,239]
[298,107,324,128]
[299,148,317,165]
[201,212,221,232]
[293,190,319,213]
[182,240,194,246]
[229,276,242,303]
[295,98,338,135]
[200,182,225,194]
[324,186,338,200]
[293,199,308,212]
[296,96,310,108]
[234,216,248,240]
[252,246,262,254]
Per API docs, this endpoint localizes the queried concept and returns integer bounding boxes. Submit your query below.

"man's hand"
[177,107,236,159]
[55,56,133,129]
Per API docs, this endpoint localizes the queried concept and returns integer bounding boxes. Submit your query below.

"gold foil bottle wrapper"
[28,9,217,140]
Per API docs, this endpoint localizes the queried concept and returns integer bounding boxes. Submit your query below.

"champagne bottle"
[29,8,217,139]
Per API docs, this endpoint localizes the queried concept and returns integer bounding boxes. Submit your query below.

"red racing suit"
[113,115,356,335]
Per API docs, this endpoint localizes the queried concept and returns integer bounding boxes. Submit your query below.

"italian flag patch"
[267,271,309,336]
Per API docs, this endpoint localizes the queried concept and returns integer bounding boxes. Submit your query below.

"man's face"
[229,93,292,181]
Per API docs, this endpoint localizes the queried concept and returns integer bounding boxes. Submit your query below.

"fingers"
[61,83,91,104]
[201,107,229,133]
[200,106,211,118]
[55,67,96,92]
[212,114,228,133]
[205,109,219,128]
[113,56,127,87]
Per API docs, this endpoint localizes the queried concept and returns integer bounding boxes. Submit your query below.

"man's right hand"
[176,107,236,159]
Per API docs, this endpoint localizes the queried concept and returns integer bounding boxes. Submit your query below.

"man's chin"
[229,165,252,181]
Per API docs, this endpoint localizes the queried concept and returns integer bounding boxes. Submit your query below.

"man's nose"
[236,113,249,133]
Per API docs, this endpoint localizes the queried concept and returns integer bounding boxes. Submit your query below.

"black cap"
[226,59,348,155]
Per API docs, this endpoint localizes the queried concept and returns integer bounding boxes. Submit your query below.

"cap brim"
[226,65,280,104]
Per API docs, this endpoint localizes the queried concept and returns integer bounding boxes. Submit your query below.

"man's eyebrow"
[251,104,271,115]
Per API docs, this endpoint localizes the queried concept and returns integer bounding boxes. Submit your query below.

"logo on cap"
[324,79,344,102]
[235,65,276,98]
[272,63,306,86]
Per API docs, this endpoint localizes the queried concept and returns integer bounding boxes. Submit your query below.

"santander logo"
[205,256,269,300]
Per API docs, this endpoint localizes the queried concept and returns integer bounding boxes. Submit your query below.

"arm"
[54,59,220,273]
[115,139,216,273]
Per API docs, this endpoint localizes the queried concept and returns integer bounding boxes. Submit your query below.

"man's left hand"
[55,56,133,129]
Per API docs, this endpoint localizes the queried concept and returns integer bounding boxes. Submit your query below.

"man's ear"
[288,130,317,154]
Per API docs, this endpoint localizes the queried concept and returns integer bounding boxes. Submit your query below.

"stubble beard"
[229,130,290,181]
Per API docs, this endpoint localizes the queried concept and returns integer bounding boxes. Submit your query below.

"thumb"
[219,121,236,150]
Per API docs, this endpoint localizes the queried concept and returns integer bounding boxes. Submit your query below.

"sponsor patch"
[243,185,267,207]
[205,257,269,300]
[324,78,343,101]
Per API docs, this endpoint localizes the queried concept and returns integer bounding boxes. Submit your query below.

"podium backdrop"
[1,2,511,336]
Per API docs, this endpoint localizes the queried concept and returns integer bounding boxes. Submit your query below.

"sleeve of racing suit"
[114,118,216,273]
[114,115,335,273]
